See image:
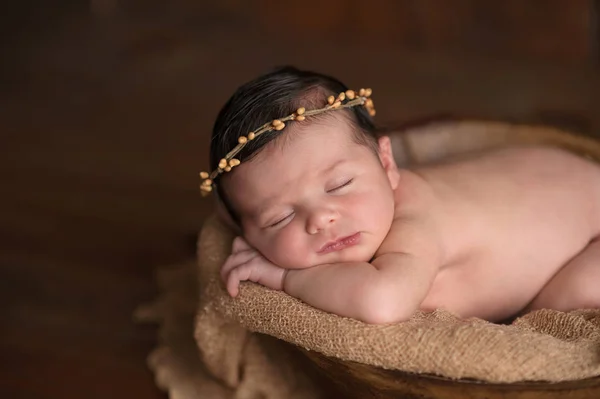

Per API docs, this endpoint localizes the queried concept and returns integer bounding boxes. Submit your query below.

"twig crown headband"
[199,88,375,196]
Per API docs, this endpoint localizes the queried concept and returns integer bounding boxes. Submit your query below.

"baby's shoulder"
[477,145,600,177]
[378,201,441,258]
[419,145,593,178]
[474,145,586,166]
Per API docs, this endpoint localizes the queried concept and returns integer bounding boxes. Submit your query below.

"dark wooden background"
[1,1,599,398]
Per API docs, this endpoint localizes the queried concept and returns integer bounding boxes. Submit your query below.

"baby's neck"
[393,169,434,208]
[393,169,464,267]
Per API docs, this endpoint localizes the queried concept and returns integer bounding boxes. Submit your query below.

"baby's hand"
[220,236,287,297]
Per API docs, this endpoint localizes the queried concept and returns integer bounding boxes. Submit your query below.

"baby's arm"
[284,253,438,324]
[285,218,441,324]
[221,216,441,324]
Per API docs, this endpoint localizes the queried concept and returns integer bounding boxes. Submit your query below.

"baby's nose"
[306,209,338,235]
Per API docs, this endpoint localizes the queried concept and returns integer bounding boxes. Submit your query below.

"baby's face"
[223,116,398,269]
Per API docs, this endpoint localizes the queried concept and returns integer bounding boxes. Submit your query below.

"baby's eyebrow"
[322,158,348,174]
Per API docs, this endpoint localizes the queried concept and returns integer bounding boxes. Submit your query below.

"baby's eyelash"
[265,179,353,228]
[328,178,354,193]
[269,213,294,228]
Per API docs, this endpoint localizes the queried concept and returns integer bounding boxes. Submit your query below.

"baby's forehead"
[223,113,372,208]
[265,112,358,150]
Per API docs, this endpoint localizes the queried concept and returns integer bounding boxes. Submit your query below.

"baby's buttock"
[421,247,584,321]
[419,147,600,321]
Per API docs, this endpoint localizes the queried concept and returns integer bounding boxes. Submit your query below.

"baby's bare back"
[414,146,600,321]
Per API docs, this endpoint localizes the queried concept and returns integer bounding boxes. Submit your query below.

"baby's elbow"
[358,303,412,325]
[356,288,414,325]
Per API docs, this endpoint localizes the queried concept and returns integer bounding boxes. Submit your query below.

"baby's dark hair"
[210,66,378,222]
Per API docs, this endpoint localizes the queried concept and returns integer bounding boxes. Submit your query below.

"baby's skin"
[219,115,600,323]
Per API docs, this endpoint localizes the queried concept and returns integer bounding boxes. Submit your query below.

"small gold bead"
[364,88,372,97]
[238,136,248,144]
[229,158,240,167]
[248,132,255,140]
[296,107,305,115]
[274,122,285,131]
[369,109,376,116]
[224,166,232,172]
[359,88,366,96]
[338,92,346,101]
[202,178,212,186]
[366,98,374,107]
[199,171,209,179]
[200,184,212,192]
[332,101,341,108]
[345,90,355,99]
[327,95,335,105]
[272,119,283,127]
[218,158,227,169]
[296,115,306,121]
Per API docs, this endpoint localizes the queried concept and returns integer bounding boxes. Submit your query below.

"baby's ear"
[377,136,401,190]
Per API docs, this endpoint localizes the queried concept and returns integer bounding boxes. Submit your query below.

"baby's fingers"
[226,262,254,297]
[227,272,240,297]
[220,250,258,282]
[231,236,253,254]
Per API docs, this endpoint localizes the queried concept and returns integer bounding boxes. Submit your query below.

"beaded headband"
[199,88,375,196]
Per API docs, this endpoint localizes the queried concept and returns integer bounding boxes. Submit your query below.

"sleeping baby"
[200,66,600,324]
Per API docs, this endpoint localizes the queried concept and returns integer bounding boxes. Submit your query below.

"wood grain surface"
[1,2,598,398]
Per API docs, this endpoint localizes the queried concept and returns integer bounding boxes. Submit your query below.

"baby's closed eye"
[327,178,353,193]
[268,213,294,228]
[259,178,354,229]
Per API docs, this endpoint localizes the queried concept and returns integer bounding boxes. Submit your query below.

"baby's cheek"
[271,227,310,269]
[350,190,395,229]
[344,191,381,214]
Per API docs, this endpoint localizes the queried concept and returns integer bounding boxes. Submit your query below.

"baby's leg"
[526,238,600,312]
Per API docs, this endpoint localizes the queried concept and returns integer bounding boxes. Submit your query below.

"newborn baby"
[202,66,600,324]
